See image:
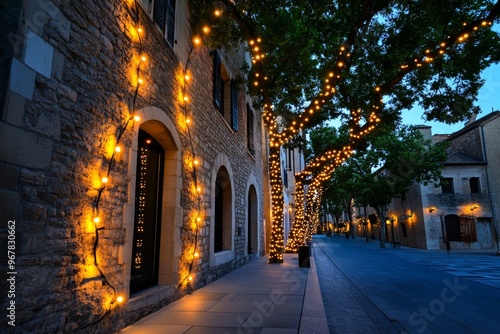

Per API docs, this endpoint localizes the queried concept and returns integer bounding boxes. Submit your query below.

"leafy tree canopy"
[190,0,500,127]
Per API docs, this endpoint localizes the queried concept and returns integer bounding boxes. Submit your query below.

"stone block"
[52,50,65,81]
[57,83,77,102]
[0,122,53,168]
[0,163,19,190]
[9,58,36,99]
[46,2,71,41]
[0,190,21,223]
[24,30,54,78]
[2,90,25,126]
[34,111,61,139]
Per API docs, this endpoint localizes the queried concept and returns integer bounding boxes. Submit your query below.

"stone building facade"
[0,0,266,332]
[387,112,500,251]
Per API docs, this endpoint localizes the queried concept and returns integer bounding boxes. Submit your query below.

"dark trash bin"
[298,245,310,268]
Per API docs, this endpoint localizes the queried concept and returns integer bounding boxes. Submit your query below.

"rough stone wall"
[0,0,265,333]
[482,115,500,249]
[388,182,429,249]
[447,127,483,160]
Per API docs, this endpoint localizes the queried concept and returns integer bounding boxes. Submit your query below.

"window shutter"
[153,0,166,31]
[213,52,222,111]
[231,80,238,131]
[166,0,176,47]
[247,104,255,154]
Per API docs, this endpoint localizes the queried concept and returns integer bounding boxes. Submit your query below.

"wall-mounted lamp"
[428,207,436,213]
[470,204,479,212]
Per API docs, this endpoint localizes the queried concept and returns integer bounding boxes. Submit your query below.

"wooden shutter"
[231,80,238,131]
[213,52,222,111]
[166,0,176,46]
[247,104,255,154]
[153,0,166,32]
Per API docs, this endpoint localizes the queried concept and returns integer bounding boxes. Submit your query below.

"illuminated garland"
[177,39,204,289]
[283,13,497,251]
[200,2,498,262]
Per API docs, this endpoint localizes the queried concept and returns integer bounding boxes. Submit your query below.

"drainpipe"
[479,125,500,254]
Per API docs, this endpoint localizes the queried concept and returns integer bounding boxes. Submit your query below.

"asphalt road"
[313,235,500,334]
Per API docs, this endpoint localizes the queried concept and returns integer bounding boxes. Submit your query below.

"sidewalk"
[120,253,329,334]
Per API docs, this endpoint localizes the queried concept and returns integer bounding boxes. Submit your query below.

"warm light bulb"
[101,177,109,184]
[115,146,121,153]
[93,217,100,224]
[193,37,201,45]
[188,275,193,281]
[133,115,141,122]
[138,78,143,84]
[194,252,199,258]
[141,56,147,61]
[116,295,124,303]
[193,159,199,166]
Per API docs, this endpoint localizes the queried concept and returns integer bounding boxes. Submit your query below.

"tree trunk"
[375,206,387,248]
[268,145,284,263]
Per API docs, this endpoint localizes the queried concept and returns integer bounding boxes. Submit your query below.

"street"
[313,235,500,334]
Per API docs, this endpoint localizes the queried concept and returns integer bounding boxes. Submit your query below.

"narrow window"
[166,0,176,47]
[151,0,176,47]
[441,178,454,194]
[470,177,480,193]
[153,0,166,32]
[230,80,238,131]
[213,52,223,113]
[247,104,255,155]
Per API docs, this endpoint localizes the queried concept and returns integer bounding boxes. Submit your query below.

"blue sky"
[401,62,500,135]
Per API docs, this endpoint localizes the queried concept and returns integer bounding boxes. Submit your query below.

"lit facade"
[0,0,266,332]
[385,112,500,251]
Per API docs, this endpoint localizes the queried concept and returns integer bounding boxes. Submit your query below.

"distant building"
[282,143,306,244]
[387,111,500,251]
[0,1,266,332]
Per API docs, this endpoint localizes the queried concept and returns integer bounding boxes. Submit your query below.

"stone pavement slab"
[120,253,329,334]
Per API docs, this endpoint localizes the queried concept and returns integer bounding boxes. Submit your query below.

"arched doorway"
[247,185,258,254]
[123,109,183,297]
[214,167,232,253]
[130,130,164,293]
[444,214,461,241]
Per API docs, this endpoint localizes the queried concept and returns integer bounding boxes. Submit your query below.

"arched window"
[214,167,232,253]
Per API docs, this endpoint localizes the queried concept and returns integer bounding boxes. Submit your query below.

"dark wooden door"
[130,130,164,294]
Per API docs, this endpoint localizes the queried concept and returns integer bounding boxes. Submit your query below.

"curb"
[299,243,329,334]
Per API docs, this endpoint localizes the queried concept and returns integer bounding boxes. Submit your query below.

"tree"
[322,125,447,247]
[189,0,500,262]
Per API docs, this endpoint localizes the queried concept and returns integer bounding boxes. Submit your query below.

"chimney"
[464,114,477,126]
